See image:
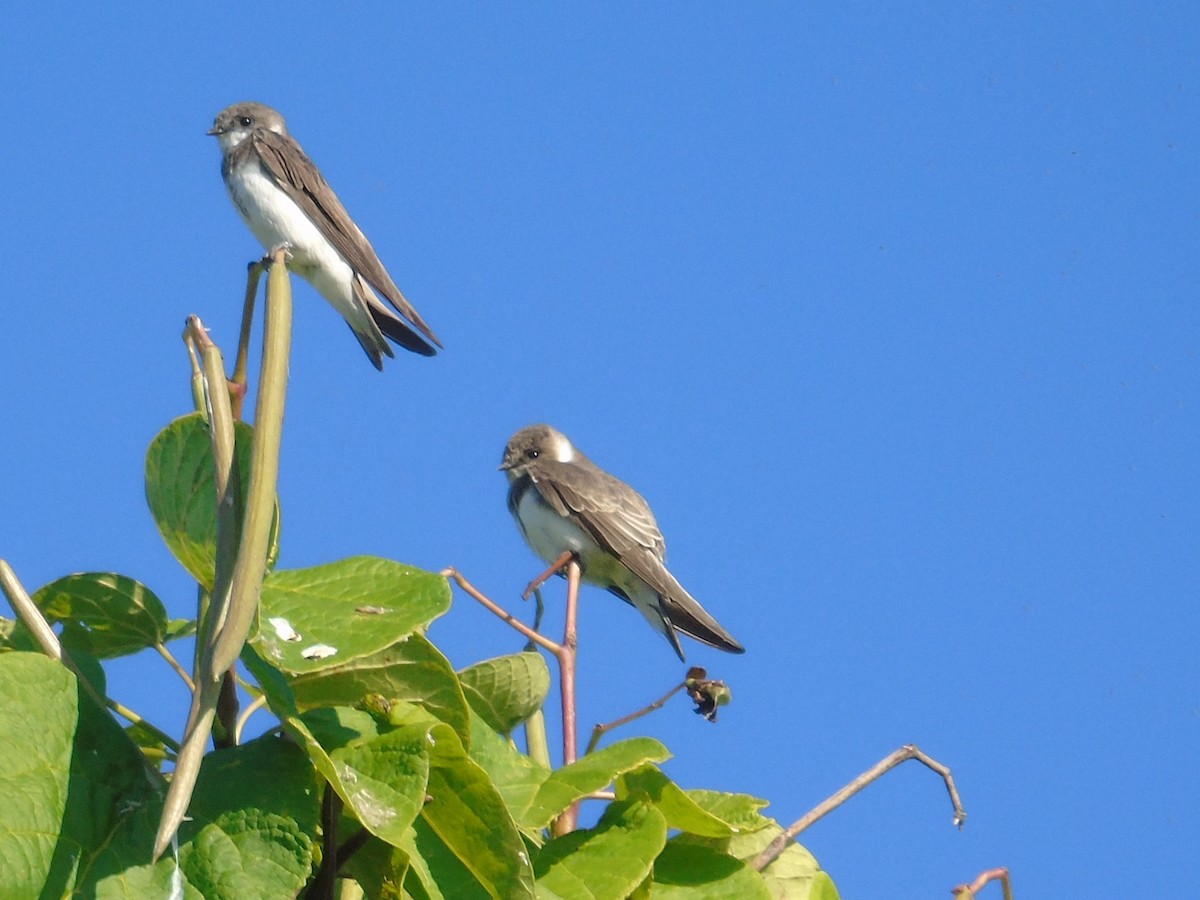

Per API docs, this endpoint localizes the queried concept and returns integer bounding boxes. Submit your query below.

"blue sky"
[2,4,1197,896]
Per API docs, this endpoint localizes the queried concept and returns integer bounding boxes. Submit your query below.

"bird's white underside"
[516,487,596,563]
[224,155,377,337]
[516,486,668,639]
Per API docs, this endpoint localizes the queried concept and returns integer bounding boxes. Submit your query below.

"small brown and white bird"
[209,101,441,368]
[500,424,744,660]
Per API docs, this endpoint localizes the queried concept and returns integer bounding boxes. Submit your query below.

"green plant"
[0,258,845,898]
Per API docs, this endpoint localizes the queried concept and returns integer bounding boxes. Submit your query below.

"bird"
[500,424,744,660]
[208,101,441,369]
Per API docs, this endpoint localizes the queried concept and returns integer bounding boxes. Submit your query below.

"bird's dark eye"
[238,116,253,127]
[526,449,539,460]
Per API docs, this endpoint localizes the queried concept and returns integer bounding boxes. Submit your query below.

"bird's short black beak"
[206,126,221,137]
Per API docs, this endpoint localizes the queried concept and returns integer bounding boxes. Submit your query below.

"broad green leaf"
[145,412,280,589]
[674,818,840,900]
[0,653,162,898]
[651,841,771,899]
[338,834,412,900]
[254,557,450,674]
[533,800,667,900]
[617,765,732,837]
[684,789,774,833]
[0,654,80,895]
[422,722,535,899]
[293,706,432,848]
[290,632,471,745]
[95,862,204,899]
[523,738,671,830]
[241,644,298,717]
[0,616,38,652]
[34,572,169,658]
[403,817,491,900]
[165,619,197,642]
[458,651,550,734]
[466,709,549,832]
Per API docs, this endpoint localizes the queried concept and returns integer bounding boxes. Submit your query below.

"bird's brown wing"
[533,460,744,654]
[252,129,442,349]
[532,460,667,568]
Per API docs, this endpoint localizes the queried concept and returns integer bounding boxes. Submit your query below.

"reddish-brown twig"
[440,568,561,654]
[523,550,575,599]
[441,562,586,835]
[585,681,688,755]
[552,560,581,835]
[953,867,1013,899]
[752,743,967,871]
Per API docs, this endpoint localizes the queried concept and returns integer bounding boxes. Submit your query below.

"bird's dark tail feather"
[663,593,745,656]
[370,307,438,357]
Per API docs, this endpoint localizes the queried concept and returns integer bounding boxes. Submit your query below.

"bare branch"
[154,643,195,692]
[953,867,1012,899]
[752,743,967,871]
[586,681,687,755]
[441,567,561,653]
[552,561,581,836]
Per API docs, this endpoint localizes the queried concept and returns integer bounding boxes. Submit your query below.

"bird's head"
[500,424,576,480]
[207,101,287,151]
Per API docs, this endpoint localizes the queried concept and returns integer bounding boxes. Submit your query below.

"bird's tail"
[660,586,745,656]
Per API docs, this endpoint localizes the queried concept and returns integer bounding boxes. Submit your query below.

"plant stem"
[231,261,264,420]
[551,561,581,836]
[154,642,195,692]
[585,681,687,755]
[211,249,290,675]
[440,568,561,654]
[751,743,967,871]
[107,698,181,753]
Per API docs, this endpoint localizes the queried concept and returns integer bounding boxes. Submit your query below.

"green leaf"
[34,572,170,658]
[617,765,733,838]
[0,616,38,652]
[684,789,774,833]
[459,651,550,734]
[0,654,81,895]
[338,834,412,900]
[145,412,280,589]
[523,738,671,830]
[651,841,772,898]
[254,556,450,674]
[674,818,840,900]
[422,722,535,899]
[241,645,298,718]
[403,817,491,900]
[165,618,197,642]
[533,800,667,900]
[0,653,162,898]
[95,861,205,899]
[466,709,549,833]
[290,632,471,745]
[293,706,433,848]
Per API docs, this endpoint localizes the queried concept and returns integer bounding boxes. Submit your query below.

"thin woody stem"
[552,560,581,835]
[234,694,268,745]
[230,261,264,419]
[585,681,688,755]
[440,568,561,654]
[752,743,967,871]
[952,867,1012,900]
[153,643,195,692]
[523,550,575,599]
